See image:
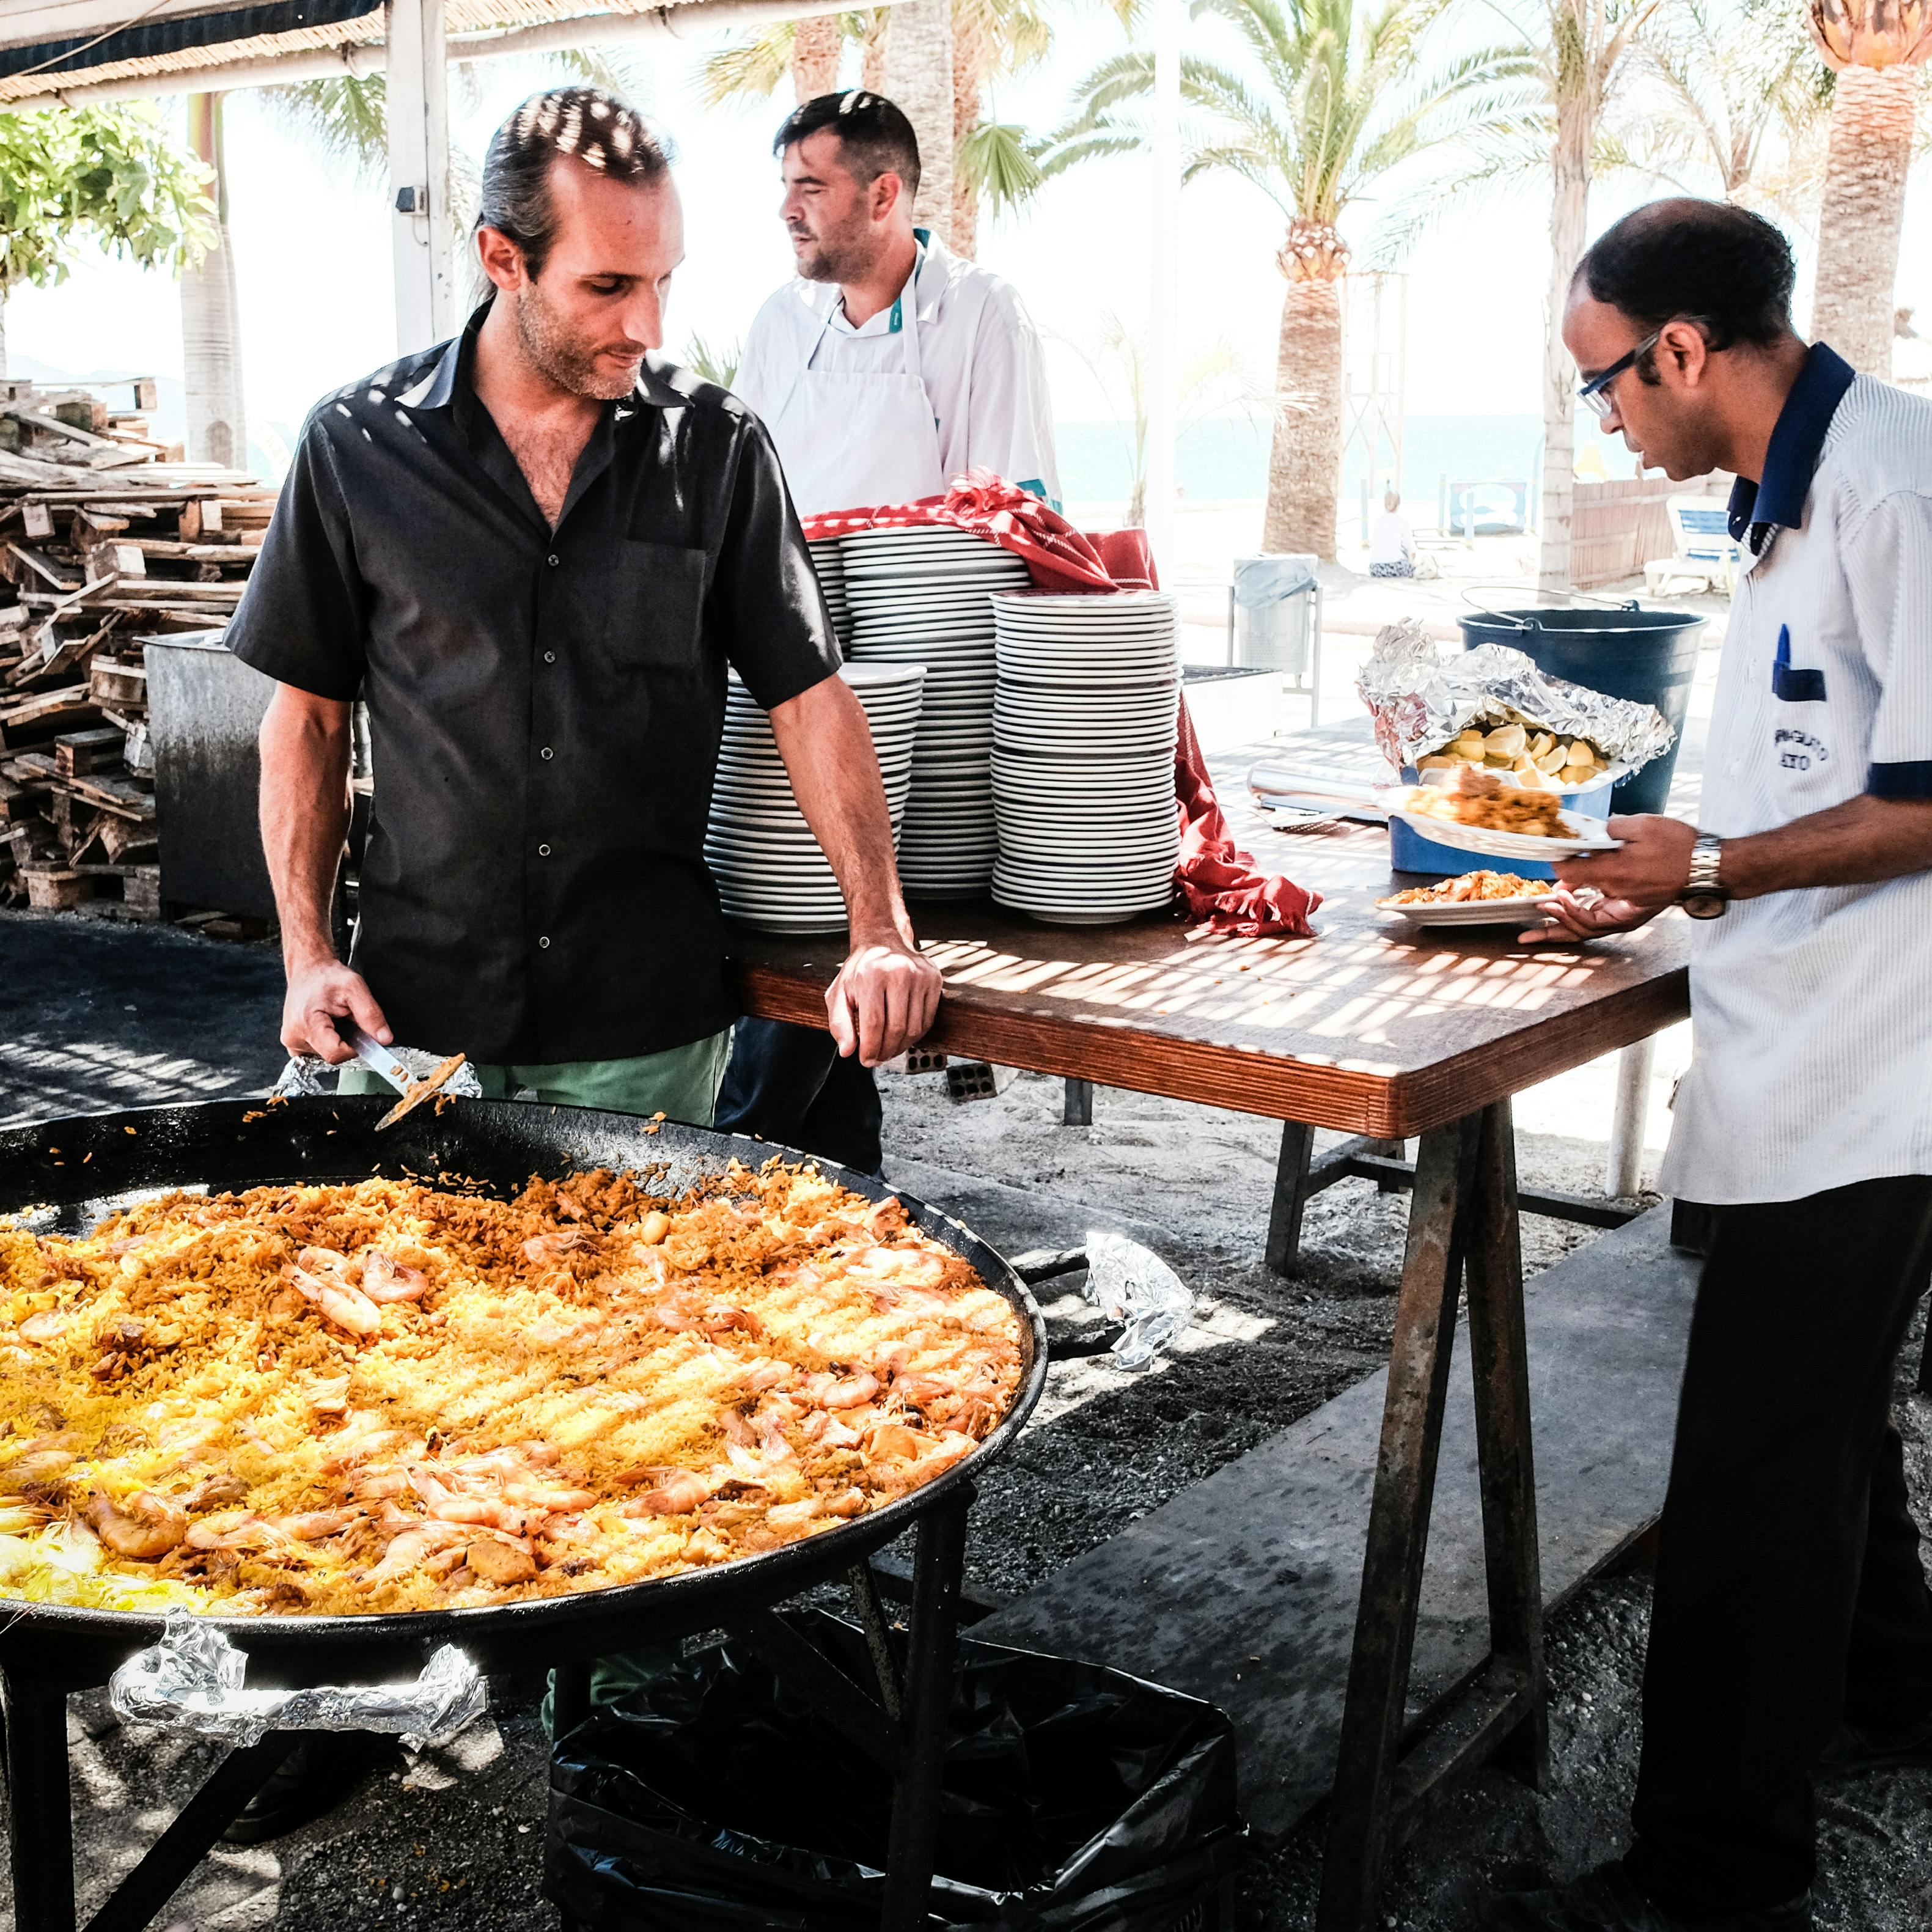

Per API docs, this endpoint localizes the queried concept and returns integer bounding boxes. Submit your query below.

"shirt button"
[547,554,560,567]
[537,843,551,856]
[540,746,554,760]
[543,651,556,664]
[538,936,551,949]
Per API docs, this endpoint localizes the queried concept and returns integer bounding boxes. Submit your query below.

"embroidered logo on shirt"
[1773,727,1828,771]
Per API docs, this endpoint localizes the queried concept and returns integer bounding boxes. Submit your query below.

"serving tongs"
[336,1023,474,1130]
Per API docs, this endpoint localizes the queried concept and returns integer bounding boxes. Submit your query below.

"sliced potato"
[1483,724,1527,758]
[1533,743,1568,773]
[1455,727,1485,746]
[1529,731,1555,758]
[1417,754,1456,770]
[1446,741,1485,762]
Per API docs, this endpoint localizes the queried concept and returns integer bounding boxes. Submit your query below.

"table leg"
[1265,1120,1317,1277]
[1062,1078,1094,1128]
[881,1484,971,1932]
[1463,1098,1548,1788]
[551,1661,591,1742]
[1603,1039,1655,1200]
[1316,1114,1481,1932]
[1919,1285,1932,1398]
[2,1669,76,1932]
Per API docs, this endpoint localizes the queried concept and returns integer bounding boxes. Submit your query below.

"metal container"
[1455,604,1705,817]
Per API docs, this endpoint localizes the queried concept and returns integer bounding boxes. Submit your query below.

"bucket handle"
[1458,583,1642,633]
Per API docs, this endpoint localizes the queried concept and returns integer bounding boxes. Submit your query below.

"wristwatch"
[1680,833,1728,920]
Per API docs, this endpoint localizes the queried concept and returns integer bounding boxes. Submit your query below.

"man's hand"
[1519,889,1661,945]
[282,954,392,1063]
[826,932,942,1067]
[1550,812,1696,911]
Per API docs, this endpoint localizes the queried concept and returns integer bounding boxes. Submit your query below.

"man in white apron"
[720,89,1060,1171]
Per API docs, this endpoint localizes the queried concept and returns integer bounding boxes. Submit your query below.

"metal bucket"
[1455,603,1705,816]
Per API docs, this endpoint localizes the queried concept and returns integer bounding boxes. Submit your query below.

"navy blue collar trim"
[414,299,684,413]
[1727,342,1856,543]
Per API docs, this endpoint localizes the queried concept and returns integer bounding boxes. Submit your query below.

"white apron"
[767,266,946,518]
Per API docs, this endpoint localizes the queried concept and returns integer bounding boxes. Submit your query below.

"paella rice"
[0,1163,1024,1617]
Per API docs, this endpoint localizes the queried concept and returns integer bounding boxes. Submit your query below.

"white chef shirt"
[1660,345,1932,1205]
[735,229,1061,506]
[1369,510,1416,566]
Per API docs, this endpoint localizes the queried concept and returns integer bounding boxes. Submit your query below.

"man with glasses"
[1489,199,1932,1931]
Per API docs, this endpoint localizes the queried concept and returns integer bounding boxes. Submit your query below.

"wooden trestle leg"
[1315,1098,1547,1932]
[3,1671,76,1932]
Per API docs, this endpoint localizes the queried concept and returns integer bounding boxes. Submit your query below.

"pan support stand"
[1,1666,299,1932]
[1315,1099,1549,1932]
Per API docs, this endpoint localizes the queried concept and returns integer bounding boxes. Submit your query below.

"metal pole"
[1146,0,1181,580]
[1603,1038,1655,1200]
[386,0,456,356]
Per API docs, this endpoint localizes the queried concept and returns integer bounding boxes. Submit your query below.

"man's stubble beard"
[791,211,873,288]
[511,276,639,402]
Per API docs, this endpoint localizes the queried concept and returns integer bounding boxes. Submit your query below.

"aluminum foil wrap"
[1082,1230,1192,1372]
[110,1612,488,1749]
[271,1046,485,1104]
[1356,619,1675,775]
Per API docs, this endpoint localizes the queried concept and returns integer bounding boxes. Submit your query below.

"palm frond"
[695,26,793,107]
[261,76,389,182]
[958,119,1047,213]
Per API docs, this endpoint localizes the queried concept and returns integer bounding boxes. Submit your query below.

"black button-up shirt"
[227,304,839,1063]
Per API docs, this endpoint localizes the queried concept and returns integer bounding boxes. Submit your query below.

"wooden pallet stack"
[0,376,277,917]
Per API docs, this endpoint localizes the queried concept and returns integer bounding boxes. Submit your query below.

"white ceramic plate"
[1376,894,1558,927]
[1388,809,1618,860]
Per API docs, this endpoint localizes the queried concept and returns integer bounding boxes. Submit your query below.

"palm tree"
[182,95,248,468]
[1805,0,1932,375]
[1625,0,1829,217]
[882,0,958,240]
[1517,0,1664,591]
[0,103,212,380]
[1044,0,1532,559]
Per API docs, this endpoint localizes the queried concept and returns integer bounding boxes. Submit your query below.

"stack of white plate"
[840,525,1033,898]
[705,661,926,933]
[990,589,1183,925]
[807,535,853,650]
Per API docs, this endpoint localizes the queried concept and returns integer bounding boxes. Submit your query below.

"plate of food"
[1377,870,1560,925]
[1382,768,1619,860]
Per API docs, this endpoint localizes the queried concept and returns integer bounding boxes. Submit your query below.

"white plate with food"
[1389,810,1617,861]
[1376,872,1562,925]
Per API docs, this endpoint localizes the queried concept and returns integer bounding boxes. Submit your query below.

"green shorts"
[337,1029,731,1126]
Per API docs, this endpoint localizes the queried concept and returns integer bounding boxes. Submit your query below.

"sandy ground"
[2,576,1928,1931]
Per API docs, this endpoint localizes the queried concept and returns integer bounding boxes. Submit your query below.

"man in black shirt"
[222,88,940,1838]
[233,85,938,1119]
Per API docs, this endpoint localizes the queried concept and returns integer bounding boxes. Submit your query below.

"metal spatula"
[339,1023,474,1131]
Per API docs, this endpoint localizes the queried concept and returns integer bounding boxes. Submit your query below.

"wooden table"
[729,812,1690,1932]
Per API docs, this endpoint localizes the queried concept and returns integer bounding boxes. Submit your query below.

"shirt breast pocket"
[606,538,708,674]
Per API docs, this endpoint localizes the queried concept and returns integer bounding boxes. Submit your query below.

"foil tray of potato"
[1356,620,1676,787]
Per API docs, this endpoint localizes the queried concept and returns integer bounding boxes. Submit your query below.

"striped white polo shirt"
[1661,345,1932,1205]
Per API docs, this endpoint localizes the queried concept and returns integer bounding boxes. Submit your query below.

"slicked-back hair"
[774,90,920,203]
[1574,199,1797,357]
[477,87,670,280]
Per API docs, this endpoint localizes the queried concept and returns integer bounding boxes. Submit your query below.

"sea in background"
[1056,411,1642,515]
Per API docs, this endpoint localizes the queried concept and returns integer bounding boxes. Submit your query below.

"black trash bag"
[545,1608,1247,1932]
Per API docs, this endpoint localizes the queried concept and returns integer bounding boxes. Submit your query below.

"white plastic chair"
[1644,497,1741,597]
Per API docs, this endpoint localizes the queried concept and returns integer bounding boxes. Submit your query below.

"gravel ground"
[2,914,1928,1930]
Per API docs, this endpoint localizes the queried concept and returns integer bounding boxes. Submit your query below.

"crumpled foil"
[1081,1229,1193,1371]
[271,1046,485,1104]
[109,1612,488,1749]
[1356,619,1675,776]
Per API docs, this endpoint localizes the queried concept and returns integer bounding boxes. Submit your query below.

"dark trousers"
[715,1017,885,1176]
[1626,1175,1932,1917]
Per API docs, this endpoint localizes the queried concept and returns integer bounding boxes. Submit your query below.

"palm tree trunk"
[1263,230,1345,559]
[881,0,955,246]
[950,14,988,259]
[1810,62,1917,375]
[861,13,889,91]
[182,94,248,469]
[789,13,843,101]
[1538,87,1591,592]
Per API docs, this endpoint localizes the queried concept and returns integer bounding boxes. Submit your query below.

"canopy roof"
[0,0,801,106]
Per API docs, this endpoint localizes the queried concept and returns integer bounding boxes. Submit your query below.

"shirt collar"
[403,297,685,413]
[817,228,941,337]
[1727,341,1856,544]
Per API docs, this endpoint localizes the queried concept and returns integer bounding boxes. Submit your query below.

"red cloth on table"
[804,470,1320,938]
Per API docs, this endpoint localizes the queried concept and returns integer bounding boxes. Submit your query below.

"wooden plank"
[974,1205,1700,1843]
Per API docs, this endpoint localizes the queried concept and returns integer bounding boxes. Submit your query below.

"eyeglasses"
[1578,330,1660,421]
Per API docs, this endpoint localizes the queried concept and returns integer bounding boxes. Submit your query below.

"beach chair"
[1644,496,1742,597]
